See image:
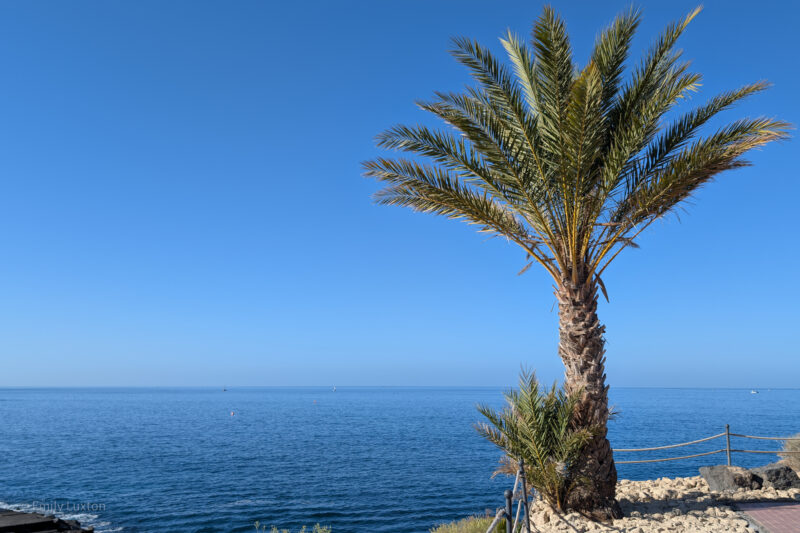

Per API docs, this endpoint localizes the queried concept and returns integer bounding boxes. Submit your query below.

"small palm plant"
[476,370,594,513]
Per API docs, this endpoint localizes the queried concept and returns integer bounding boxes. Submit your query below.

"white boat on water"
[751,390,758,394]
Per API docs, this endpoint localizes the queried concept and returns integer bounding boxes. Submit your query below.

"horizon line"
[0,385,796,390]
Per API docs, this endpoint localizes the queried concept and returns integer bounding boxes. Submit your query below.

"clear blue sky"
[0,1,797,387]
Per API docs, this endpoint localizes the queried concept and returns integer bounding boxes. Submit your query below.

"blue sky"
[0,1,797,387]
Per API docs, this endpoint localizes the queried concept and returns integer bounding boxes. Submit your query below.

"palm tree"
[363,6,788,518]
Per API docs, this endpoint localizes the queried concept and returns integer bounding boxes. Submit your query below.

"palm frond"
[591,7,641,113]
[639,81,772,179]
[365,158,526,236]
[619,117,790,225]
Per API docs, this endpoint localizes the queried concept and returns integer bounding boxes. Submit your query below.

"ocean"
[1,387,798,532]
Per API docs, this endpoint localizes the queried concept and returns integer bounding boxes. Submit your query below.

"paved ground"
[737,501,800,533]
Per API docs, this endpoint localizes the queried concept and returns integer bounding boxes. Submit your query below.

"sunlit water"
[1,387,797,532]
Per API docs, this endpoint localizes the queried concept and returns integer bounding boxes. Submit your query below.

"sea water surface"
[1,387,798,532]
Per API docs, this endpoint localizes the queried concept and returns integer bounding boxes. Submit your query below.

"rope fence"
[615,449,727,464]
[613,433,726,453]
[729,434,797,441]
[613,425,800,465]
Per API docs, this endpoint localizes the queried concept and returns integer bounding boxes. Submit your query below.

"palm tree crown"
[364,6,788,292]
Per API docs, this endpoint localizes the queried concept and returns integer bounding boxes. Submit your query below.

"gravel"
[526,476,800,532]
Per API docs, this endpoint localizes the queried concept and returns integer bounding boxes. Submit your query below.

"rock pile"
[700,462,800,492]
[752,462,800,490]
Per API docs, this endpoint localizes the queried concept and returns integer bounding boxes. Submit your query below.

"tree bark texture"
[556,280,622,520]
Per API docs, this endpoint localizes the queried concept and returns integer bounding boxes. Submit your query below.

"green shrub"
[429,515,505,533]
[780,433,800,473]
[475,370,595,512]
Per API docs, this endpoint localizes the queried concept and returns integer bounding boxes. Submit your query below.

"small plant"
[430,515,505,533]
[253,522,330,533]
[476,370,595,513]
[780,433,800,473]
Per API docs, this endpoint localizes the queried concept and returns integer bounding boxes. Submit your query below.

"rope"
[730,433,800,441]
[512,499,522,531]
[613,433,725,452]
[615,449,726,464]
[731,449,800,454]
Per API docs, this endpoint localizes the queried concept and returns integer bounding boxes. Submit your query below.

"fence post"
[504,490,513,533]
[725,424,732,466]
[519,458,530,533]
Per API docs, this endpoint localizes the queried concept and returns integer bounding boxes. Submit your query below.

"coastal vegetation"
[253,523,331,533]
[365,4,788,518]
[430,515,505,533]
[781,434,800,472]
[476,371,594,512]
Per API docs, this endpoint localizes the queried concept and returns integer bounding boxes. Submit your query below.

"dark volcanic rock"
[0,509,93,532]
[750,462,800,490]
[699,465,762,491]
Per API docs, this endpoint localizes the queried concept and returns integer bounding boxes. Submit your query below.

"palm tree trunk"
[556,280,622,520]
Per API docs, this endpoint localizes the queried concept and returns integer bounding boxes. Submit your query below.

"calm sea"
[1,387,798,532]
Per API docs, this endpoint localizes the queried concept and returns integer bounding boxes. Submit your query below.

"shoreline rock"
[0,508,94,532]
[699,465,762,491]
[751,462,800,490]
[699,461,800,492]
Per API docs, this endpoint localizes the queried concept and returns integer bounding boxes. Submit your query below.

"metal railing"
[613,424,800,465]
[484,459,531,533]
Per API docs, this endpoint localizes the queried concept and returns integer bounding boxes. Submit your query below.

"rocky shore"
[0,508,94,532]
[527,466,800,532]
